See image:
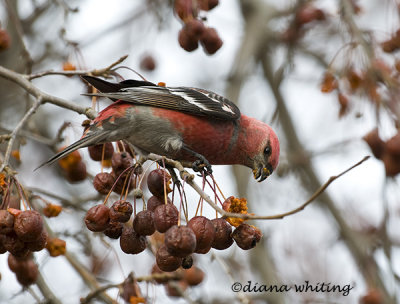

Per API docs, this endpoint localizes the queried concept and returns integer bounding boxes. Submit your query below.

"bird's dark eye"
[264,146,271,156]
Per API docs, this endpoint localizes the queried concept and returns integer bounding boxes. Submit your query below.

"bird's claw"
[192,159,213,175]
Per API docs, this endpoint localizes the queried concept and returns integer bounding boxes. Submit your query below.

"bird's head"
[239,116,280,182]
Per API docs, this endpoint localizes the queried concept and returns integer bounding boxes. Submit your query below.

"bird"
[39,75,279,182]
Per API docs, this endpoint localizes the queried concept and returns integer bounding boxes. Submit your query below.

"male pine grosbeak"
[42,76,279,182]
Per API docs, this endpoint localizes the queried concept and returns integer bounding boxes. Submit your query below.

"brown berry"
[112,151,133,175]
[8,253,24,273]
[46,238,66,257]
[198,0,219,11]
[85,205,110,232]
[0,209,14,234]
[360,288,383,304]
[382,152,400,177]
[14,210,43,242]
[174,0,195,20]
[183,266,204,286]
[185,19,206,39]
[164,225,196,258]
[200,27,223,54]
[103,221,123,239]
[178,27,199,52]
[66,161,87,183]
[165,280,188,297]
[147,169,172,198]
[0,234,6,254]
[119,226,146,254]
[232,223,262,250]
[187,216,215,254]
[385,131,400,157]
[153,204,179,233]
[363,128,385,159]
[0,29,11,51]
[15,258,39,286]
[109,200,133,223]
[93,172,115,195]
[111,171,135,194]
[156,244,182,272]
[151,263,175,284]
[147,196,172,212]
[181,255,193,269]
[133,210,155,236]
[140,55,156,71]
[211,218,233,250]
[26,229,48,252]
[58,148,81,170]
[88,143,114,161]
[3,232,29,257]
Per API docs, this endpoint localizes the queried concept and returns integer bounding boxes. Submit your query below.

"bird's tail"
[35,131,109,170]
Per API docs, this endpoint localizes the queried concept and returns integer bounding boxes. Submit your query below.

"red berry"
[84,205,110,232]
[200,27,223,54]
[109,200,133,223]
[0,209,14,234]
[147,196,172,212]
[153,204,179,233]
[112,151,133,175]
[14,210,43,242]
[119,226,146,254]
[26,229,48,252]
[232,223,262,250]
[156,244,182,272]
[198,0,219,11]
[178,27,199,52]
[187,216,215,254]
[147,169,172,198]
[183,266,204,286]
[211,218,233,250]
[0,29,11,51]
[66,161,87,183]
[88,143,114,161]
[133,210,155,236]
[363,129,385,160]
[93,172,115,195]
[185,19,206,40]
[140,55,157,71]
[164,225,197,258]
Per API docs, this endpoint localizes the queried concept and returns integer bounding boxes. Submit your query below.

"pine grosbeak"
[42,76,279,182]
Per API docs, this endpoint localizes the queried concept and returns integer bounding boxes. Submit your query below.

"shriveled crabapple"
[84,205,110,232]
[133,210,155,236]
[112,151,133,175]
[88,143,114,161]
[93,172,115,195]
[14,210,43,242]
[164,225,197,258]
[156,244,182,272]
[147,195,172,212]
[200,27,223,54]
[147,169,172,198]
[232,223,262,250]
[183,266,205,286]
[119,226,146,254]
[211,218,233,250]
[109,200,133,223]
[153,204,179,233]
[187,216,215,254]
[0,210,14,234]
[103,221,123,239]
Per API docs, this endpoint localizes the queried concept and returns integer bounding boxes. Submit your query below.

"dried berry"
[93,172,115,195]
[26,229,48,252]
[140,55,156,71]
[112,151,133,175]
[181,255,193,269]
[386,131,400,157]
[147,169,172,198]
[178,27,199,52]
[174,0,195,20]
[185,19,206,40]
[0,209,14,234]
[85,205,110,232]
[211,218,233,250]
[147,196,172,212]
[363,128,385,159]
[58,148,81,170]
[8,253,24,272]
[382,152,400,177]
[153,204,179,233]
[15,258,39,286]
[165,280,188,297]
[103,221,123,239]
[43,204,62,218]
[198,0,219,11]
[200,27,223,54]
[0,234,6,254]
[156,244,182,272]
[0,29,11,51]
[164,225,196,258]
[187,216,215,254]
[66,161,87,183]
[183,266,204,286]
[3,232,28,257]
[119,226,146,254]
[232,223,262,250]
[133,210,155,236]
[109,200,133,223]
[111,171,135,194]
[46,238,66,257]
[14,210,43,242]
[88,143,114,161]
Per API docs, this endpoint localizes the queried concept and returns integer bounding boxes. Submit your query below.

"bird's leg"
[165,166,182,190]
[182,146,213,175]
